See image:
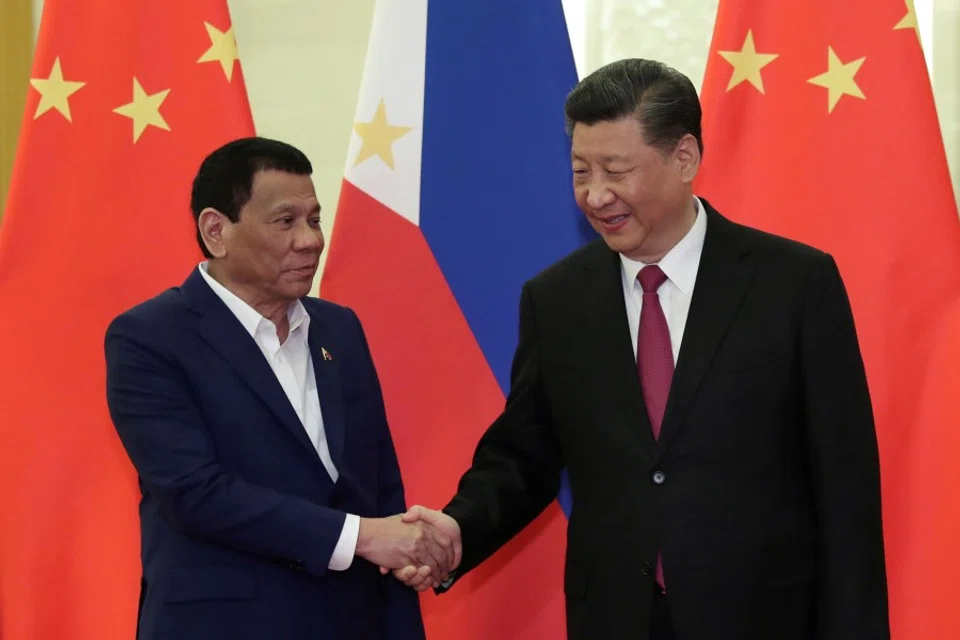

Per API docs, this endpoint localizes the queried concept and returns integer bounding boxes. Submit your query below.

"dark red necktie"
[637,265,672,588]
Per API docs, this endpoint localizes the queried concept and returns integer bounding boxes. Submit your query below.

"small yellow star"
[894,0,919,35]
[112,78,171,143]
[352,99,413,170]
[29,58,86,121]
[197,22,240,81]
[807,47,866,113]
[717,30,779,93]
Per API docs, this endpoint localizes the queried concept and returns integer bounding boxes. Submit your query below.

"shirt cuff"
[327,513,360,571]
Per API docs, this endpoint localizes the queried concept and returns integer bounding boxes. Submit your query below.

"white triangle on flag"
[343,0,426,228]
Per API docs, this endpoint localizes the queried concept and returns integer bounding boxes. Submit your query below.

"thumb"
[404,505,446,526]
[401,505,426,523]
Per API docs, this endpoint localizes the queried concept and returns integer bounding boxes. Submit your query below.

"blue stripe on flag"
[420,0,593,517]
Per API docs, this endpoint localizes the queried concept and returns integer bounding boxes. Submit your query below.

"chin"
[280,283,312,300]
[600,235,637,256]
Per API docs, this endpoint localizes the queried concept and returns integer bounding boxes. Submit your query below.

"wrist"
[355,517,379,557]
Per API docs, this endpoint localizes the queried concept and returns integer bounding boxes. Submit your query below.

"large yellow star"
[29,58,86,121]
[894,0,919,36]
[112,78,171,143]
[717,30,779,93]
[807,47,866,113]
[352,99,413,170]
[197,22,240,81]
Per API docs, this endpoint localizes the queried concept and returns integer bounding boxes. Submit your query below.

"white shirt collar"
[619,196,708,296]
[198,262,310,339]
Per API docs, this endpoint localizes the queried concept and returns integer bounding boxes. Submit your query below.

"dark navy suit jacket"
[105,268,425,640]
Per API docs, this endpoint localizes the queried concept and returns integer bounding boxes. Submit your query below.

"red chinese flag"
[696,1,960,637]
[0,2,254,638]
[898,295,960,638]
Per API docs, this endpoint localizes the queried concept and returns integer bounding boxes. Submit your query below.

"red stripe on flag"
[322,180,566,639]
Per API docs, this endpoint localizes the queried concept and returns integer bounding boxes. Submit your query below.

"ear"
[198,208,231,258]
[675,134,701,184]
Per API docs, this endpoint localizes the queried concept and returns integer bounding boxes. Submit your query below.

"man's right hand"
[355,512,457,584]
[390,506,462,592]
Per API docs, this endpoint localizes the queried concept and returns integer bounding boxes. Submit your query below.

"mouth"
[597,214,630,230]
[289,264,318,276]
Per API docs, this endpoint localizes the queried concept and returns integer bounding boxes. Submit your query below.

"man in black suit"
[395,58,890,639]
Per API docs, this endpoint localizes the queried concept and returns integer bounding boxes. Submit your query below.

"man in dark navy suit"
[105,137,448,639]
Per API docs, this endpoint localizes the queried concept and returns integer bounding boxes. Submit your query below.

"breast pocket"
[710,346,791,375]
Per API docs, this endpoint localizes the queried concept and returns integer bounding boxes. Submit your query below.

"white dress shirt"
[199,263,359,571]
[620,197,708,362]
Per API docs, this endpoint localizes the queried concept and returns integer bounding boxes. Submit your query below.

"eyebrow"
[571,153,633,163]
[269,201,322,215]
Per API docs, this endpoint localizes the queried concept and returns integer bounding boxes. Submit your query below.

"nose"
[584,183,616,210]
[293,221,324,253]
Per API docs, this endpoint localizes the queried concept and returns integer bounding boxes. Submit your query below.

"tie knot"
[638,265,667,293]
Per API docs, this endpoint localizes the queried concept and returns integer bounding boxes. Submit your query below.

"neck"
[206,262,292,341]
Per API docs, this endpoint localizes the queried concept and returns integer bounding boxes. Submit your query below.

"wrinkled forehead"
[247,170,319,212]
[570,119,649,163]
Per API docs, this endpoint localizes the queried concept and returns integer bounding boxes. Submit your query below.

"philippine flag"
[320,1,594,637]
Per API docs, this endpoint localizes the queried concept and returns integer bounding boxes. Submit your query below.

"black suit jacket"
[442,200,889,639]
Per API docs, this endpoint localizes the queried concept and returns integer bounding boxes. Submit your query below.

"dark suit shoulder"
[107,285,188,336]
[726,218,828,263]
[524,238,611,291]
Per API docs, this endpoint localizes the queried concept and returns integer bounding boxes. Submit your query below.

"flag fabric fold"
[696,1,960,637]
[0,2,255,638]
[321,0,590,637]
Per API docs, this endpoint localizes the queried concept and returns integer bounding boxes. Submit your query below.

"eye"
[277,216,293,224]
[309,217,322,228]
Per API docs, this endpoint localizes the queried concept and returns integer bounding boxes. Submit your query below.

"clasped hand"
[356,506,461,591]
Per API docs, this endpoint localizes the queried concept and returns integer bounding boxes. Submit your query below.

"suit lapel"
[656,204,755,458]
[307,316,346,472]
[182,270,322,461]
[581,245,657,460]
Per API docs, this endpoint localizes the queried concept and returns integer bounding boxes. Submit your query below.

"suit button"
[641,563,653,576]
[652,471,666,485]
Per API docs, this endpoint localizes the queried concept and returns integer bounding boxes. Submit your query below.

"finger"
[407,565,434,588]
[400,505,424,524]
[411,506,445,526]
[432,531,455,572]
[417,528,450,579]
[380,566,389,575]
[393,565,419,582]
[453,540,463,569]
[393,565,426,587]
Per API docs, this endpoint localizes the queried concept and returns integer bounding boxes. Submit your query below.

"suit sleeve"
[801,253,890,639]
[104,313,347,578]
[441,281,563,582]
[347,311,426,640]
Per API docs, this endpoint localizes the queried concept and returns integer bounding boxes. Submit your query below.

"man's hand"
[355,513,455,584]
[390,506,462,592]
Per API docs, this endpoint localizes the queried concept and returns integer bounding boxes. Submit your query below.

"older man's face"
[571,116,696,263]
[222,169,323,305]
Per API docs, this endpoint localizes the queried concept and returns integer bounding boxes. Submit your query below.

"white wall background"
[31,0,960,292]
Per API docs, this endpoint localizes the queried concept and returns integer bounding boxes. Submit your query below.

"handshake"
[356,505,462,591]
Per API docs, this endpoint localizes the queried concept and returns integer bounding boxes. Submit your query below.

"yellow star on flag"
[807,47,866,113]
[113,78,171,143]
[352,99,413,170]
[198,22,240,81]
[29,58,86,122]
[717,30,779,93]
[895,0,919,35]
